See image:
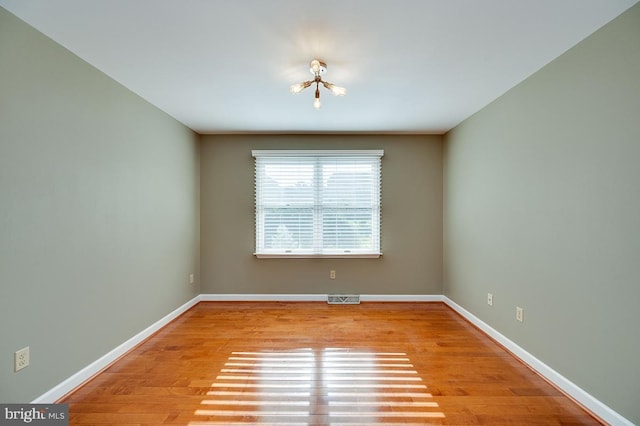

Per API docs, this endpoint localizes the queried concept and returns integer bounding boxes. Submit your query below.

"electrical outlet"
[189,274,194,284]
[330,270,336,279]
[487,293,493,306]
[15,347,29,372]
[516,307,524,322]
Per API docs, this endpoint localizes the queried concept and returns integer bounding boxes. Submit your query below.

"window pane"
[262,208,313,250]
[322,163,376,207]
[261,163,314,206]
[322,208,374,250]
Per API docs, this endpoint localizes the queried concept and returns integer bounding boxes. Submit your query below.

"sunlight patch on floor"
[189,348,444,425]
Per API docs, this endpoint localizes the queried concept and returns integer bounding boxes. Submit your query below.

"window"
[253,150,383,258]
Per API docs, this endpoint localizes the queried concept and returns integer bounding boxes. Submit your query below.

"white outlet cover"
[15,346,30,372]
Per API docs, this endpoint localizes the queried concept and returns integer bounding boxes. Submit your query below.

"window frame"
[252,149,383,259]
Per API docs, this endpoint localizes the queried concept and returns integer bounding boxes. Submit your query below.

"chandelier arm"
[321,80,346,96]
[290,80,314,94]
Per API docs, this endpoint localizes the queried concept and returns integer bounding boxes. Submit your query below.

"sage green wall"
[444,4,640,423]
[0,8,200,402]
[201,134,442,295]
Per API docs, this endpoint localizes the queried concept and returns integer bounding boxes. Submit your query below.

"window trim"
[252,149,383,259]
[254,253,382,259]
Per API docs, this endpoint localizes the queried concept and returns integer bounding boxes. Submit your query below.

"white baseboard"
[32,295,201,404]
[200,294,444,302]
[360,294,443,302]
[443,296,632,426]
[199,293,327,302]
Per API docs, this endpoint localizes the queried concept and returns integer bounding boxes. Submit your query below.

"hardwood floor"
[61,302,601,425]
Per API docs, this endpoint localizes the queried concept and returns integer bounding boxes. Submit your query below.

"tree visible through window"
[253,150,383,257]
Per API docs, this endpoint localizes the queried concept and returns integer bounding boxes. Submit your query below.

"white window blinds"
[253,150,383,258]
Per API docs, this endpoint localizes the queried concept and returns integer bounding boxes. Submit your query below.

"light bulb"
[322,81,347,96]
[290,83,304,94]
[310,59,321,75]
[330,85,346,96]
[290,81,311,94]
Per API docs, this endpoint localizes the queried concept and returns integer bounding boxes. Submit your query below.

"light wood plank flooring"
[61,302,601,425]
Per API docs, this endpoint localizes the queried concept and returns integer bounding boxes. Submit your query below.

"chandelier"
[290,59,346,109]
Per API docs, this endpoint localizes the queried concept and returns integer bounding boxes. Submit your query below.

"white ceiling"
[1,0,637,134]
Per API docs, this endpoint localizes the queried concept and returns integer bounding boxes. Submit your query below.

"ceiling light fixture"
[290,59,346,110]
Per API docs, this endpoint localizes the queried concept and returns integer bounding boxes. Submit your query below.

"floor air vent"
[327,294,361,305]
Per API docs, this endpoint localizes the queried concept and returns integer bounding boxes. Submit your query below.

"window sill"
[254,253,382,259]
